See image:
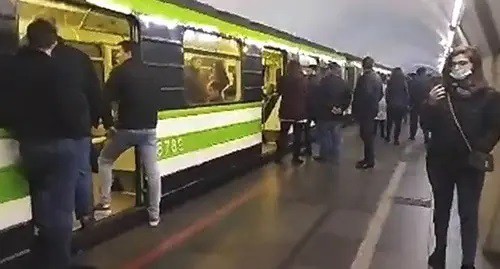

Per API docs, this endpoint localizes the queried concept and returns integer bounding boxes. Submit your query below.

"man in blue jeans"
[313,62,352,163]
[5,19,97,268]
[94,41,162,227]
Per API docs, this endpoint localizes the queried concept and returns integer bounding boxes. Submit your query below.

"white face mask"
[449,54,473,81]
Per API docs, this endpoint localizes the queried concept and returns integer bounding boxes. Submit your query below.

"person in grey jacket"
[352,57,383,169]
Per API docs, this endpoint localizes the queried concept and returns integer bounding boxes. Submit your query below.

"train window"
[141,40,183,65]
[139,20,183,42]
[243,55,263,72]
[183,29,240,57]
[184,52,241,105]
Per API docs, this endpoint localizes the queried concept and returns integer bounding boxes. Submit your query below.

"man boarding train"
[1,19,161,268]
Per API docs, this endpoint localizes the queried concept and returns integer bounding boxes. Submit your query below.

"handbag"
[446,95,494,172]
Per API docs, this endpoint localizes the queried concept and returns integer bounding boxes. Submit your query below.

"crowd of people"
[273,46,500,269]
[1,16,500,269]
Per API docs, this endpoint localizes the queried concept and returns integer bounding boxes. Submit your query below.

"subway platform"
[75,126,500,269]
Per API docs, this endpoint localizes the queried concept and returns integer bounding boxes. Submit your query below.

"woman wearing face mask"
[423,46,500,269]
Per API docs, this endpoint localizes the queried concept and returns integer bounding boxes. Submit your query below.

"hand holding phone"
[428,84,446,106]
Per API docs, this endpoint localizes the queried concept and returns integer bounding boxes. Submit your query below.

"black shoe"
[428,250,445,269]
[394,140,400,146]
[71,265,97,269]
[461,265,475,269]
[384,137,390,143]
[292,158,304,165]
[301,149,313,157]
[355,161,374,169]
[313,156,327,162]
[79,215,96,230]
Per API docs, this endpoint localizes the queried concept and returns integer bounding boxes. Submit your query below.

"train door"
[261,47,285,155]
[17,0,136,221]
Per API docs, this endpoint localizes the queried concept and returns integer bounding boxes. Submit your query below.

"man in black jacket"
[5,19,96,268]
[52,31,102,230]
[409,67,431,142]
[314,62,351,163]
[352,57,383,169]
[95,41,162,227]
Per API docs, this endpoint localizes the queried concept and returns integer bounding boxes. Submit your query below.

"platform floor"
[76,126,500,269]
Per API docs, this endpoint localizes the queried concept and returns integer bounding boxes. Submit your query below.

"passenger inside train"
[2,0,500,269]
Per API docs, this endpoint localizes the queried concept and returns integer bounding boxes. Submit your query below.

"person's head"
[443,45,487,89]
[416,67,427,76]
[389,67,405,84]
[26,19,58,55]
[116,40,140,64]
[286,59,302,77]
[362,56,374,71]
[327,62,342,77]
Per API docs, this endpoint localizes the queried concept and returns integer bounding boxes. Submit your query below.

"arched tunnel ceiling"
[197,0,456,71]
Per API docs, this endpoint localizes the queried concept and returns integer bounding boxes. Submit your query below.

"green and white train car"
[0,0,383,264]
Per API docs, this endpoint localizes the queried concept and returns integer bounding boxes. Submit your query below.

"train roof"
[83,0,352,62]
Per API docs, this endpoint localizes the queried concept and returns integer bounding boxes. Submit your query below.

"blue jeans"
[317,120,342,162]
[98,129,161,219]
[75,137,92,220]
[20,138,89,268]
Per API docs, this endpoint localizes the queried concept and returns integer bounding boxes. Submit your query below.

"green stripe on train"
[0,166,28,204]
[157,119,261,160]
[0,102,261,138]
[0,120,261,203]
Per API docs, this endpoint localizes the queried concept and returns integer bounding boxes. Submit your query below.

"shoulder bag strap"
[446,94,473,152]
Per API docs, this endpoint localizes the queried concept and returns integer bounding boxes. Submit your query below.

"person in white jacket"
[374,77,387,139]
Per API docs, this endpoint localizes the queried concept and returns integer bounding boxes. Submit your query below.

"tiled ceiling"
[197,0,456,71]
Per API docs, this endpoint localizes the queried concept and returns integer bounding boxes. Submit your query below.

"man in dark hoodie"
[49,20,103,230]
[5,19,96,268]
[314,62,351,163]
[352,57,383,169]
[409,67,431,142]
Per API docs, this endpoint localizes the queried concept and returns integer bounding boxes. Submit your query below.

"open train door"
[261,47,286,156]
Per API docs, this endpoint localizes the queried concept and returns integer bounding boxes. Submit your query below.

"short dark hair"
[416,67,427,76]
[118,40,140,58]
[362,57,374,70]
[27,19,57,50]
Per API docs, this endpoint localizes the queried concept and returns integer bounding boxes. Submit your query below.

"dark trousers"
[410,108,429,140]
[20,138,89,269]
[75,138,92,220]
[277,121,303,161]
[387,107,405,142]
[373,120,386,138]
[303,119,313,155]
[359,118,375,164]
[427,157,485,265]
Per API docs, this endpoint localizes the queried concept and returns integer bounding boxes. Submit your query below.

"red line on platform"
[122,184,263,269]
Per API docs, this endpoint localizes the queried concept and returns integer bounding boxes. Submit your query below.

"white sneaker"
[149,217,160,227]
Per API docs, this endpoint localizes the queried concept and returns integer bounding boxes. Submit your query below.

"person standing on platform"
[374,76,387,139]
[275,60,308,165]
[385,67,409,145]
[409,67,431,142]
[352,57,383,169]
[304,65,325,156]
[5,19,96,268]
[49,20,102,230]
[95,41,162,227]
[313,62,351,163]
[423,46,500,269]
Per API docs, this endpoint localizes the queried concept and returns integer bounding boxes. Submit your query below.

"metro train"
[0,0,391,263]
